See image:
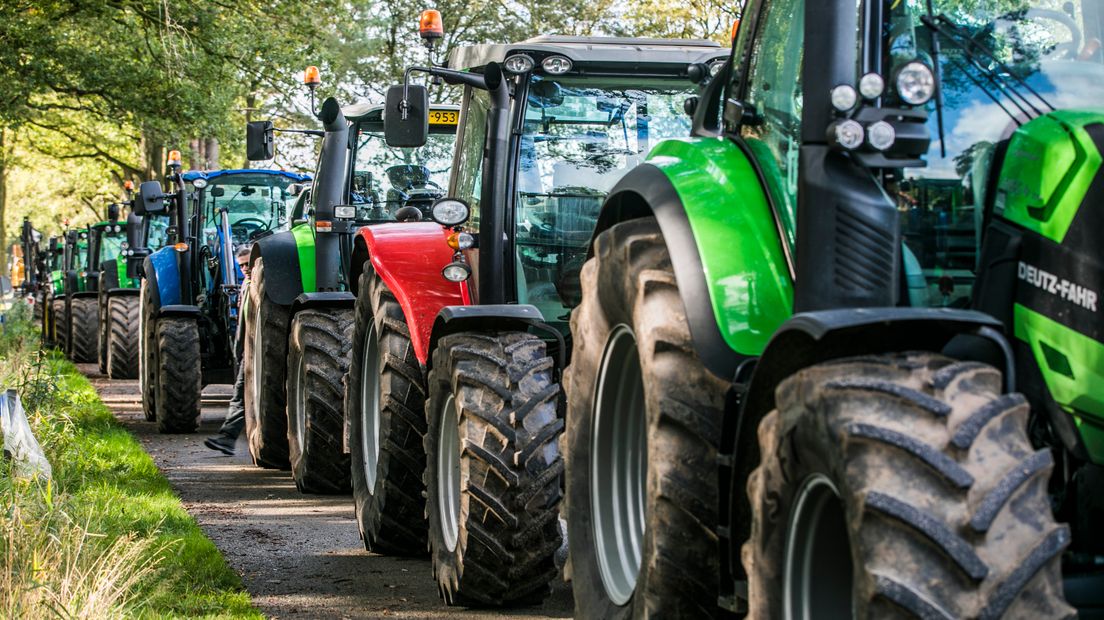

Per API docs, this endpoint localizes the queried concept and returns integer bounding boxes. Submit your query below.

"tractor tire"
[243,258,291,469]
[106,295,140,379]
[744,353,1073,619]
[48,297,64,349]
[425,331,563,606]
[286,309,353,494]
[139,280,157,421]
[97,285,109,374]
[154,318,202,433]
[346,266,429,555]
[68,297,99,363]
[563,217,728,618]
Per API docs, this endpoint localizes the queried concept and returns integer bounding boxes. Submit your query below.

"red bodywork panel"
[356,223,468,364]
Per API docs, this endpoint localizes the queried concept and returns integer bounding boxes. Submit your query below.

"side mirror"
[384,85,429,148]
[211,186,226,198]
[247,120,275,161]
[135,181,167,215]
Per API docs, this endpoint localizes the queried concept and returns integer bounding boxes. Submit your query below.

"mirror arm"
[400,66,486,119]
[275,128,325,137]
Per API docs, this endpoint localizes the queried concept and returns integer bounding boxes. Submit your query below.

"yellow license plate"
[429,109,459,126]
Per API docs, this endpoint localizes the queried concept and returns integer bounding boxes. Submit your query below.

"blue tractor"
[131,156,310,433]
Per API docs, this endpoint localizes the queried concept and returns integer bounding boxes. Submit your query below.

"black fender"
[142,258,162,311]
[290,291,355,317]
[593,163,743,380]
[104,288,140,298]
[158,304,201,319]
[426,304,565,373]
[250,229,303,306]
[99,262,120,291]
[70,291,98,300]
[716,306,1011,611]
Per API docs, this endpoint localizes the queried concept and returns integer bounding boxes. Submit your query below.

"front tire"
[154,318,202,433]
[745,353,1073,618]
[49,297,64,349]
[346,266,429,555]
[563,217,728,617]
[107,295,140,379]
[425,331,562,606]
[243,258,291,469]
[140,280,157,421]
[68,297,98,363]
[286,309,353,494]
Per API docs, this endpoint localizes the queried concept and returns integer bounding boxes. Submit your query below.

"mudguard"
[594,137,794,379]
[351,223,465,364]
[145,247,182,307]
[249,225,310,306]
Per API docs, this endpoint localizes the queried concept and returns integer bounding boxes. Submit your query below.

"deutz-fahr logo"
[1019,261,1099,312]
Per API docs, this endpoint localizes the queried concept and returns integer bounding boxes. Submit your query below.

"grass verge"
[1,302,261,618]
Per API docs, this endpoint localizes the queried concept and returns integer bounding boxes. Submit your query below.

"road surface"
[82,365,573,619]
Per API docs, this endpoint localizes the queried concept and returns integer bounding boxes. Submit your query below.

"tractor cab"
[388,35,727,328]
[64,228,90,295]
[87,217,129,292]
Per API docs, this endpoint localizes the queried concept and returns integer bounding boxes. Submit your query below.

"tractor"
[363,31,725,605]
[132,151,309,433]
[559,0,1101,617]
[242,68,459,494]
[17,218,45,320]
[59,226,97,363]
[84,206,138,377]
[40,234,64,347]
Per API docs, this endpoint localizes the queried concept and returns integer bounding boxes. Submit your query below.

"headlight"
[830,84,858,112]
[192,178,208,190]
[503,54,535,74]
[541,55,572,75]
[120,241,129,251]
[896,61,935,105]
[334,206,356,219]
[858,73,884,99]
[867,121,896,151]
[829,120,864,150]
[431,199,471,226]
[442,261,471,282]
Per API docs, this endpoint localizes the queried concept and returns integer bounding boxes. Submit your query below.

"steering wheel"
[1001,8,1083,60]
[231,217,269,239]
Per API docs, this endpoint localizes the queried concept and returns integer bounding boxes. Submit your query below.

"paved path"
[82,365,573,619]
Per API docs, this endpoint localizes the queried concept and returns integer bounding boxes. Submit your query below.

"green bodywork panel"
[291,223,317,294]
[647,137,794,356]
[1014,305,1104,463]
[997,110,1104,463]
[994,110,1102,244]
[50,270,65,295]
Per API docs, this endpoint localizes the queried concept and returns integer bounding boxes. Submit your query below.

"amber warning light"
[167,150,182,167]
[123,180,134,191]
[419,9,443,40]
[304,66,321,87]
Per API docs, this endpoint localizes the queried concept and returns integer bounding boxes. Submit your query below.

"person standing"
[205,244,252,454]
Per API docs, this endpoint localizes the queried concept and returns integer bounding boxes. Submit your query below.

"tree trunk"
[189,138,202,171]
[0,128,9,265]
[205,137,219,170]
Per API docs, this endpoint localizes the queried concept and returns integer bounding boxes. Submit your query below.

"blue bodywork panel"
[148,247,182,307]
[181,169,311,183]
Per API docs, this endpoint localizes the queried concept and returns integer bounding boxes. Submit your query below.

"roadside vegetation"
[0,302,260,619]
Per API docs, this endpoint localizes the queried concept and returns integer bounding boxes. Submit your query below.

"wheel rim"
[359,325,382,489]
[783,474,853,620]
[294,351,307,454]
[251,301,264,418]
[591,324,646,605]
[437,394,461,553]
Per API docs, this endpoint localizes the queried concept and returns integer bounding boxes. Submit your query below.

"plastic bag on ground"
[1,389,52,479]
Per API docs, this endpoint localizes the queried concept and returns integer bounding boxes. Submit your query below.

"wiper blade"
[920,13,1055,123]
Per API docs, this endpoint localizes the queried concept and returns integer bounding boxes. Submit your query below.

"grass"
[0,302,261,618]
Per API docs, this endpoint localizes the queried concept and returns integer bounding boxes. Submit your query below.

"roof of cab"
[181,169,311,182]
[448,35,726,73]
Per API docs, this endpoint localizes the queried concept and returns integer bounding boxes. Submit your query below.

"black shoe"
[204,434,237,455]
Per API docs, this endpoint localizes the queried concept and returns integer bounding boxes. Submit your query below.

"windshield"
[99,231,124,264]
[516,75,698,321]
[199,173,299,248]
[72,241,87,271]
[892,0,1104,307]
[351,128,455,221]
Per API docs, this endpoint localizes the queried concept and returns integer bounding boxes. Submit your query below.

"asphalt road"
[82,364,573,619]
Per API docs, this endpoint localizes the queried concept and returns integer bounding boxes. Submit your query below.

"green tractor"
[58,227,96,362]
[41,234,64,347]
[94,196,143,379]
[560,0,1102,617]
[366,32,725,604]
[242,74,458,494]
[76,205,132,372]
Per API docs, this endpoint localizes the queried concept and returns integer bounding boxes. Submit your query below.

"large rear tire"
[424,331,562,606]
[744,353,1073,619]
[154,318,202,434]
[243,258,291,469]
[48,297,64,349]
[139,280,157,421]
[97,282,109,374]
[346,266,429,555]
[107,295,140,379]
[286,309,353,494]
[68,297,98,363]
[563,217,728,618]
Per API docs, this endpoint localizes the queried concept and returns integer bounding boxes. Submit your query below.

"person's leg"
[206,364,245,454]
